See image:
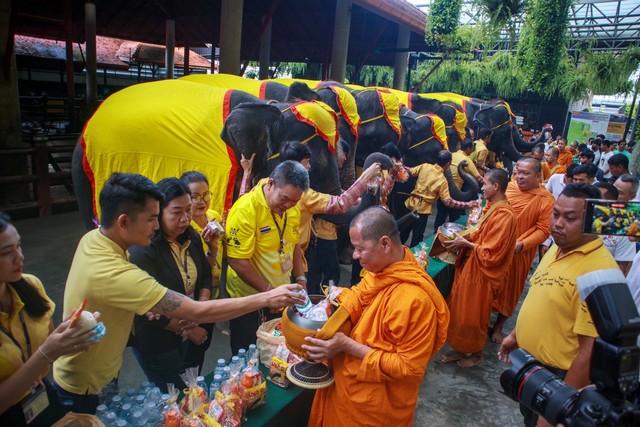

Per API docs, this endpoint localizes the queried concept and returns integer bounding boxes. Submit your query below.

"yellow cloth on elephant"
[81,79,237,220]
[376,89,402,138]
[451,106,468,141]
[308,247,449,427]
[179,73,268,98]
[325,85,361,138]
[289,101,338,153]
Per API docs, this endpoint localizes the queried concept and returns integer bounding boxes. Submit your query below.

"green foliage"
[474,0,527,47]
[516,0,571,95]
[425,0,464,51]
[274,62,307,78]
[347,65,394,87]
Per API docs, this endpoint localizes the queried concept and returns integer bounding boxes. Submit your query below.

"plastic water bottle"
[134,394,145,407]
[196,375,208,399]
[125,387,137,401]
[115,420,128,427]
[229,355,242,378]
[247,343,259,365]
[222,366,231,381]
[209,374,222,398]
[294,289,313,314]
[104,411,118,427]
[140,381,153,392]
[120,403,132,419]
[111,395,123,414]
[214,358,226,376]
[95,404,108,422]
[143,400,159,425]
[130,410,145,426]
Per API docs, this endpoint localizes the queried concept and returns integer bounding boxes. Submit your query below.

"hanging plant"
[474,0,527,47]
[425,0,463,51]
[517,0,571,95]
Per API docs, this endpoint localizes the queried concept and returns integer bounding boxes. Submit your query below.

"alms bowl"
[281,295,333,360]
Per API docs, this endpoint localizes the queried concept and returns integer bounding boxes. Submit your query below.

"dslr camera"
[501,272,640,426]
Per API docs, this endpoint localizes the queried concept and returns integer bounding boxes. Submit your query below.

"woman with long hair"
[0,212,94,425]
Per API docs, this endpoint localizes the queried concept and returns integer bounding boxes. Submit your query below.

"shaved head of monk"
[514,158,541,191]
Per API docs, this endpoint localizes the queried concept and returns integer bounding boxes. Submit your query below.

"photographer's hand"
[498,330,518,363]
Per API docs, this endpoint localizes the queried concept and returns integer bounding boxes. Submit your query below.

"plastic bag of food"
[268,343,291,388]
[256,317,285,367]
[240,364,266,412]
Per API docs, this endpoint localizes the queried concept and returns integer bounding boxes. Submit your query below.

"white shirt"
[545,174,567,199]
[602,235,636,262]
[599,151,614,177]
[626,250,640,311]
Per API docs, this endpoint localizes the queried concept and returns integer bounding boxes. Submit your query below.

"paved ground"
[17,211,526,426]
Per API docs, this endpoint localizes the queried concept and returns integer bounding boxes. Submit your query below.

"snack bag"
[180,367,209,414]
[162,384,181,427]
[268,343,291,388]
[214,379,242,426]
[240,364,266,412]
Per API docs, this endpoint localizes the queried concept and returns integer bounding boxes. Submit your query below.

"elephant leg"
[71,143,97,231]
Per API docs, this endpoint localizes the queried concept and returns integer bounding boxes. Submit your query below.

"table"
[414,215,469,299]
[205,365,315,427]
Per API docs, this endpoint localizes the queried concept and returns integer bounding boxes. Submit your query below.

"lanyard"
[170,246,192,292]
[269,211,288,254]
[0,311,33,362]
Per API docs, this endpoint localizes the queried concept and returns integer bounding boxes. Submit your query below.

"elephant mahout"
[71,79,347,230]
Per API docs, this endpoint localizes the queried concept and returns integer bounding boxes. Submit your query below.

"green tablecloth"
[205,364,315,427]
[413,215,468,299]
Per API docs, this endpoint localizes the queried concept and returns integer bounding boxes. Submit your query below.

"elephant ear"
[285,82,321,102]
[221,102,283,176]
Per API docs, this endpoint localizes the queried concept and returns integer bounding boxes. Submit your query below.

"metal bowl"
[281,294,334,359]
[283,295,332,330]
[439,222,465,239]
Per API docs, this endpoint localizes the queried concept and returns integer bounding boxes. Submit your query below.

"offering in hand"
[69,300,107,342]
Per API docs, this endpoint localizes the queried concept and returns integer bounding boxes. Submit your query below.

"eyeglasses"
[191,192,211,203]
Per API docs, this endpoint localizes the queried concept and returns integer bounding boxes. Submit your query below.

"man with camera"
[498,183,618,427]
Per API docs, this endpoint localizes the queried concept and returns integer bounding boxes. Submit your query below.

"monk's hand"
[302,333,346,363]
[442,232,471,251]
[514,241,524,254]
[264,283,305,309]
[498,330,518,363]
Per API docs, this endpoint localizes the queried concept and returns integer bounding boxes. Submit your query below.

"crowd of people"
[1,126,639,426]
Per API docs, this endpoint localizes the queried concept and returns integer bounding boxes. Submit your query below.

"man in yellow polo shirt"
[470,129,491,175]
[225,160,310,353]
[499,183,618,427]
[53,173,303,414]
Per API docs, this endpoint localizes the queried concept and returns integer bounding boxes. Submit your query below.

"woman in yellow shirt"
[0,212,95,425]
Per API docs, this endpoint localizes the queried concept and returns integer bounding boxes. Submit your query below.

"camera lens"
[501,350,580,425]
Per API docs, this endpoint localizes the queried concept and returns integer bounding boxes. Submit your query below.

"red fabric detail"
[259,81,268,100]
[225,145,238,212]
[79,131,98,227]
[222,90,233,122]
[332,87,359,138]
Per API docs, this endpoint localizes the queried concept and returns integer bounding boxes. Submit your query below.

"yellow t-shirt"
[225,184,301,298]
[515,238,618,370]
[313,218,338,241]
[190,208,222,298]
[470,140,488,164]
[451,151,480,190]
[53,229,167,395]
[298,189,331,252]
[405,164,450,215]
[0,275,54,400]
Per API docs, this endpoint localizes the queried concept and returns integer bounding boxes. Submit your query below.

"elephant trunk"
[444,162,480,202]
[512,127,541,153]
[502,137,527,163]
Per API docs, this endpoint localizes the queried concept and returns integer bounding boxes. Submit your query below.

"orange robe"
[308,248,449,427]
[446,201,517,353]
[541,162,551,182]
[558,149,573,168]
[493,182,555,317]
[548,163,566,176]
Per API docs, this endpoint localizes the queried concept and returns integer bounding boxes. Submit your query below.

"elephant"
[71,79,345,230]
[180,73,320,103]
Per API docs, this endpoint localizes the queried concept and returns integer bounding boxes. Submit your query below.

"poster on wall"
[567,111,625,143]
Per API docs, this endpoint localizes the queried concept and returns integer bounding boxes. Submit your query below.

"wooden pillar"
[219,0,243,75]
[166,19,175,79]
[183,44,190,76]
[0,0,21,148]
[64,0,76,131]
[85,1,98,116]
[329,0,351,83]
[258,15,272,80]
[393,25,410,91]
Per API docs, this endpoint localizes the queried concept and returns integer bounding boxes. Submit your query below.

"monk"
[531,145,551,183]
[544,147,566,178]
[303,207,449,427]
[439,169,517,367]
[491,157,555,343]
[557,137,573,168]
